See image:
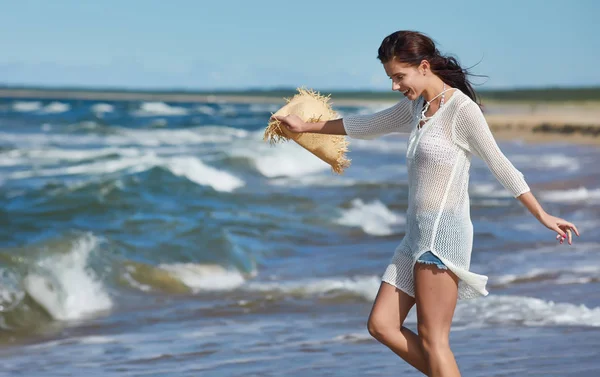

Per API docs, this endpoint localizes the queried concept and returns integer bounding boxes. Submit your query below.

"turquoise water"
[0,97,599,376]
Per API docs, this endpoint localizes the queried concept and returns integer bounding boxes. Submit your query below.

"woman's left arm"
[454,101,580,245]
[517,191,580,245]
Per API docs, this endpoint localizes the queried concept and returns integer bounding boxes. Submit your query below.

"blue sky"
[1,0,598,90]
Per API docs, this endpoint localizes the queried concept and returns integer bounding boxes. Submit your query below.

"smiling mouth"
[402,89,410,95]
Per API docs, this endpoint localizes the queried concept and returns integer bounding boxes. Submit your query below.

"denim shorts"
[416,251,448,270]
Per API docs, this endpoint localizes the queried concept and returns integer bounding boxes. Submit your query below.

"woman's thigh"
[369,281,416,328]
[414,264,459,341]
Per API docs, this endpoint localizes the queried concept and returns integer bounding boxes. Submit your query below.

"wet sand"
[485,104,600,145]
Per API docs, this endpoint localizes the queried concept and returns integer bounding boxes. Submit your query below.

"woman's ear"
[420,60,430,75]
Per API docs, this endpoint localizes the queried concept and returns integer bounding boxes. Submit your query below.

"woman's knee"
[367,282,415,342]
[367,313,400,341]
[367,314,383,340]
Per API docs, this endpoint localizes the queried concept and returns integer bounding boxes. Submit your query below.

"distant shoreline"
[1,87,599,146]
[1,86,600,104]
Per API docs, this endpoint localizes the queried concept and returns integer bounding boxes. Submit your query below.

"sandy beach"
[485,104,600,145]
[1,88,599,145]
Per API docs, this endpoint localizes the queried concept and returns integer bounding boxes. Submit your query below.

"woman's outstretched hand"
[271,114,309,133]
[538,212,580,245]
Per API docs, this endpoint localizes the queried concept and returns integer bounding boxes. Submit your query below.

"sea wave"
[336,198,405,236]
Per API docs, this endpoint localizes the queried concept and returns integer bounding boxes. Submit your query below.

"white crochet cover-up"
[342,89,530,299]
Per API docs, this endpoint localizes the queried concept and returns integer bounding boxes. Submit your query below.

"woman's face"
[383,59,428,100]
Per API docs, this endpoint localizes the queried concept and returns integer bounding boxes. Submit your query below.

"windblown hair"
[377,30,483,106]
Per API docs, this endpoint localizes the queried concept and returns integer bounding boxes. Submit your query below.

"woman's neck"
[422,79,452,103]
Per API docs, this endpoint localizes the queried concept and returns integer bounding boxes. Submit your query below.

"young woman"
[272,30,580,377]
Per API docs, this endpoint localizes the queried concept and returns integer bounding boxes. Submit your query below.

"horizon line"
[2,83,600,94]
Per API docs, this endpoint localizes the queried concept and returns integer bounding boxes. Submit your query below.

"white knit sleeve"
[454,101,531,198]
[342,98,416,140]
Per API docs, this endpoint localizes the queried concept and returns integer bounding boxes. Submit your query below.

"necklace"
[418,83,454,130]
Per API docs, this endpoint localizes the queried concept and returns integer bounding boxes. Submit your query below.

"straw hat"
[263,88,350,174]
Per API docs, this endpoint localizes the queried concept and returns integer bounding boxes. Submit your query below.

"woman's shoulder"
[448,89,484,119]
[448,88,471,107]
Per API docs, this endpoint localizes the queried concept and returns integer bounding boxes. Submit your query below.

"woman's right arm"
[272,97,416,140]
[271,116,347,135]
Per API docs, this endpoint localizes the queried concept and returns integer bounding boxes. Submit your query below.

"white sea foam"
[336,198,406,236]
[234,139,330,178]
[0,147,143,170]
[122,267,153,292]
[0,125,248,151]
[9,152,159,179]
[539,187,600,204]
[134,102,189,116]
[195,105,216,115]
[218,105,237,116]
[13,147,142,164]
[42,102,70,114]
[12,101,42,112]
[512,154,581,172]
[333,294,600,332]
[454,295,600,327]
[165,156,244,192]
[22,233,112,321]
[7,152,244,192]
[90,103,114,113]
[243,275,600,328]
[0,269,25,312]
[470,183,512,198]
[256,153,330,177]
[246,275,381,301]
[0,131,94,147]
[158,263,248,292]
[76,335,117,345]
[0,150,27,167]
[119,126,248,146]
[489,243,600,287]
[492,265,600,286]
[149,272,381,302]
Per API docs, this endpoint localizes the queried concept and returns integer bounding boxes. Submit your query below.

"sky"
[1,0,598,91]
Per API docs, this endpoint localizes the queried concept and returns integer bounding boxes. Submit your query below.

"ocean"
[0,96,599,376]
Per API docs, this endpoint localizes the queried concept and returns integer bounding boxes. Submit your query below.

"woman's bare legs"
[414,264,461,377]
[367,282,429,375]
